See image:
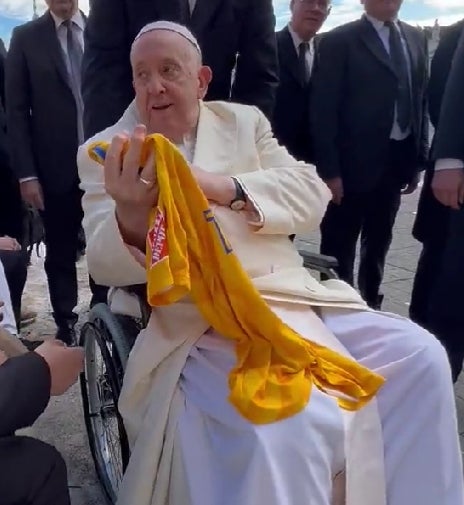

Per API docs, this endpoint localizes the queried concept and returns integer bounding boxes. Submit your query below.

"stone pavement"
[19,188,464,504]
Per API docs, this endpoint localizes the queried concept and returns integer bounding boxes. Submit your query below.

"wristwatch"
[229,177,247,211]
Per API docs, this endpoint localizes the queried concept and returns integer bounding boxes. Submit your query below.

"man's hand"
[0,350,7,366]
[20,180,44,211]
[325,177,344,205]
[431,168,464,209]
[402,172,421,195]
[0,236,21,251]
[190,166,235,206]
[35,340,84,396]
[105,125,159,249]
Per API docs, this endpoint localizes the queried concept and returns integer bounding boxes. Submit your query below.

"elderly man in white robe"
[78,21,464,505]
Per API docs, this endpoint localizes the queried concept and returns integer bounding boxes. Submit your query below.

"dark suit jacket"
[82,0,279,139]
[0,352,50,437]
[272,27,319,164]
[310,16,428,193]
[6,12,84,195]
[413,20,464,244]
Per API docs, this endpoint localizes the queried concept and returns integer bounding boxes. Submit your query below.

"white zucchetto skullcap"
[133,21,202,57]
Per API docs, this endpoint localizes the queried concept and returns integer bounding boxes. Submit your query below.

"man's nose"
[147,76,166,94]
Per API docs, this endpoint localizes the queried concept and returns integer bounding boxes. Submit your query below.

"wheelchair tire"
[80,304,133,505]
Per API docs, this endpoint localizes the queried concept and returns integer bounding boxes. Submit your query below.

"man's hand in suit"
[0,350,6,366]
[431,168,464,209]
[105,125,158,251]
[190,165,235,207]
[20,180,44,211]
[325,177,344,205]
[34,340,84,396]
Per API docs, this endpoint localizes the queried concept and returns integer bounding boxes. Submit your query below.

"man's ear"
[198,66,213,99]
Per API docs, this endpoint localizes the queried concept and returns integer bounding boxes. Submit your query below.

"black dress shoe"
[56,325,77,346]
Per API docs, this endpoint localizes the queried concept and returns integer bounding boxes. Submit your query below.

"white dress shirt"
[365,14,412,141]
[287,24,315,78]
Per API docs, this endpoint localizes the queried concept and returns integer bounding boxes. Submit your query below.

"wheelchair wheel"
[80,304,134,504]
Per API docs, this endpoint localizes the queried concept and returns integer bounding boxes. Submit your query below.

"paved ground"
[19,187,464,504]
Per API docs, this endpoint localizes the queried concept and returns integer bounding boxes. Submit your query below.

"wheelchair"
[79,246,338,504]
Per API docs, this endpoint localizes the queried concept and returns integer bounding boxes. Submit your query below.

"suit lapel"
[190,0,224,34]
[193,102,238,174]
[359,16,396,77]
[39,12,71,90]
[279,27,304,87]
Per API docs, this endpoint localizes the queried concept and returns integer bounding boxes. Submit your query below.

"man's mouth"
[152,104,172,111]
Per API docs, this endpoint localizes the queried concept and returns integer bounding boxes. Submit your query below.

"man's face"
[362,0,403,21]
[290,0,330,39]
[45,0,78,19]
[131,31,212,142]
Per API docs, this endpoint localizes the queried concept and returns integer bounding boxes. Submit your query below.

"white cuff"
[19,176,38,183]
[435,159,464,171]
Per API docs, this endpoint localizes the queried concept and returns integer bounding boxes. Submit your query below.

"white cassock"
[79,100,464,505]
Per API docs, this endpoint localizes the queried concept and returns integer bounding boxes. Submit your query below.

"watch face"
[230,199,246,211]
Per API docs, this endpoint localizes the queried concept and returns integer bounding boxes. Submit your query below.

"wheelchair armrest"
[297,245,339,271]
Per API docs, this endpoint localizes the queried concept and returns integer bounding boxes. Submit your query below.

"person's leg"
[41,189,81,343]
[357,184,401,309]
[427,208,464,382]
[0,249,28,328]
[0,436,70,505]
[409,240,444,328]
[319,307,463,505]
[320,196,364,285]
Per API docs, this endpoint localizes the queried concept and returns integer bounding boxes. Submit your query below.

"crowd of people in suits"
[0,0,463,503]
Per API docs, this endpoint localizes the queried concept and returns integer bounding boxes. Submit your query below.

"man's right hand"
[325,177,344,205]
[20,180,44,211]
[35,340,84,396]
[105,125,159,250]
[431,168,464,210]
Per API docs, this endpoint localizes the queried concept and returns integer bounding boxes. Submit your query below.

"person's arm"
[433,27,464,165]
[0,352,51,436]
[82,0,134,139]
[78,141,147,287]
[5,27,37,181]
[230,0,279,119]
[418,31,429,170]
[309,29,347,181]
[236,107,331,236]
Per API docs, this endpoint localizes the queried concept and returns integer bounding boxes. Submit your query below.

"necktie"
[299,42,310,85]
[63,20,84,143]
[385,21,411,132]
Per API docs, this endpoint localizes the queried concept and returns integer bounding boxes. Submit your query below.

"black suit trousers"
[320,138,414,308]
[41,187,83,327]
[0,436,70,505]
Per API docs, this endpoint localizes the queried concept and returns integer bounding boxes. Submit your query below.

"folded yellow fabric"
[89,135,385,424]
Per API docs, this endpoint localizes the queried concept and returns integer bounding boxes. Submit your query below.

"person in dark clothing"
[411,21,464,382]
[81,0,279,139]
[410,20,464,329]
[272,0,330,165]
[0,338,84,505]
[310,0,428,309]
[6,1,108,345]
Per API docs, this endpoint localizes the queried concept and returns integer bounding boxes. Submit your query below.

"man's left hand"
[0,350,7,366]
[190,166,235,206]
[401,173,420,195]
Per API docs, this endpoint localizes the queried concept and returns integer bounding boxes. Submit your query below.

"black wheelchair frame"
[79,247,338,504]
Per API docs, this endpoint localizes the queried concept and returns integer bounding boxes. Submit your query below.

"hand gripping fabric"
[88,135,385,424]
